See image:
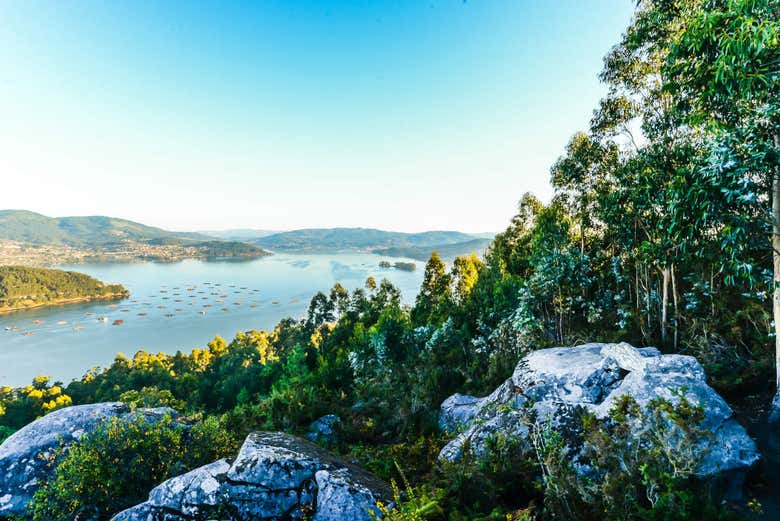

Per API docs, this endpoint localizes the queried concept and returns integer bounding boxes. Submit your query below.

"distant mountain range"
[252,228,470,251]
[251,227,493,260]
[373,237,492,261]
[199,229,279,241]
[0,212,493,263]
[0,210,207,247]
[0,210,269,262]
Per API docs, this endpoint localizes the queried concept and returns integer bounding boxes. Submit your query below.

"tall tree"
[413,252,452,326]
[664,0,780,413]
[551,132,618,253]
[451,253,483,303]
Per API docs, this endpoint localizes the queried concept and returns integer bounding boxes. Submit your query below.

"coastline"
[0,239,272,268]
[0,291,130,315]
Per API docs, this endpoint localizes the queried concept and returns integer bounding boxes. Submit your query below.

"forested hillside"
[373,237,491,261]
[0,211,205,246]
[254,228,477,252]
[0,1,778,520]
[0,266,128,311]
[0,211,271,265]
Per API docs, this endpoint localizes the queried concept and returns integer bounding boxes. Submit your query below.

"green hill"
[0,266,129,311]
[254,228,478,252]
[199,229,279,241]
[0,210,207,247]
[373,237,491,261]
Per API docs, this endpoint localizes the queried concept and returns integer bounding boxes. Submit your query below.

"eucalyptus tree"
[588,0,700,347]
[451,252,483,303]
[412,251,452,327]
[551,132,619,254]
[663,0,780,412]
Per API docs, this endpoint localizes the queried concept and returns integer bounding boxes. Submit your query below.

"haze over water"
[0,253,423,387]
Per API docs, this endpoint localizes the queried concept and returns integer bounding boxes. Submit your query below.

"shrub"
[29,413,237,521]
[528,393,745,521]
[119,385,186,411]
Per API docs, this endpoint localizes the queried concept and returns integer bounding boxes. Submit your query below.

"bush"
[119,385,186,411]
[529,394,746,521]
[29,414,237,521]
[0,425,14,444]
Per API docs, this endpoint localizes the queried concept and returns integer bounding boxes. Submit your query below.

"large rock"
[0,402,179,517]
[439,393,482,432]
[114,431,392,521]
[438,343,759,498]
[306,414,342,446]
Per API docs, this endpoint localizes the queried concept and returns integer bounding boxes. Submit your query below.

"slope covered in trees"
[373,237,491,261]
[0,211,206,247]
[0,266,128,311]
[253,228,478,252]
[0,211,271,265]
[0,1,778,520]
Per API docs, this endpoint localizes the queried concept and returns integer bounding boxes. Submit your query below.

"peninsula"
[0,266,129,313]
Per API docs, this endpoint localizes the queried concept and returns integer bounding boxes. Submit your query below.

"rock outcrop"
[113,431,392,521]
[306,414,342,446]
[0,402,179,517]
[439,343,759,498]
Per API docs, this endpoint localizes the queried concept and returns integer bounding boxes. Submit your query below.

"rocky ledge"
[0,402,390,521]
[113,431,392,521]
[439,342,760,499]
[0,402,178,517]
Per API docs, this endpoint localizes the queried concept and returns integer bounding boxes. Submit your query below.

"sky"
[0,1,635,233]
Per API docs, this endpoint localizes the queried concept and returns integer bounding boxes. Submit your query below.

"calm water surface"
[0,253,423,387]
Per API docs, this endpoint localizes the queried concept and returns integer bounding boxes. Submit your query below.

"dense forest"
[0,266,128,311]
[0,1,779,520]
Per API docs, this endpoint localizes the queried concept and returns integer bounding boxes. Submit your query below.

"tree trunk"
[671,263,678,351]
[710,264,715,319]
[769,133,780,423]
[660,266,670,345]
[645,266,651,340]
[770,133,780,423]
[635,262,640,311]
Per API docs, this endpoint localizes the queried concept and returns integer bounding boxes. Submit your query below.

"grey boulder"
[0,402,180,517]
[439,393,483,433]
[439,343,759,498]
[306,414,342,446]
[114,431,392,521]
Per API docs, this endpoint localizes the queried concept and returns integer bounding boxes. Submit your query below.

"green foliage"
[29,414,237,521]
[119,386,186,411]
[0,210,207,247]
[413,252,453,327]
[526,394,741,521]
[0,425,14,444]
[0,266,127,310]
[2,3,776,519]
[372,463,445,521]
[0,375,73,431]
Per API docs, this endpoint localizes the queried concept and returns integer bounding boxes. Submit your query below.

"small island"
[378,260,416,271]
[0,266,129,313]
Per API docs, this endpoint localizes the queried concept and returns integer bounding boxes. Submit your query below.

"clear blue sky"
[0,1,634,233]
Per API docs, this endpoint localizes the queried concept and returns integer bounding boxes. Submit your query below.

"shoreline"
[0,240,272,268]
[0,292,130,315]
